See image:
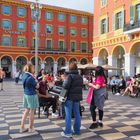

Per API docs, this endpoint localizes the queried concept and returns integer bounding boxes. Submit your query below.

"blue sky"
[24,0,94,13]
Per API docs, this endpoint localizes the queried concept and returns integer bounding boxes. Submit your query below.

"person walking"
[0,67,5,91]
[61,62,83,138]
[14,69,20,84]
[20,64,39,133]
[88,66,107,129]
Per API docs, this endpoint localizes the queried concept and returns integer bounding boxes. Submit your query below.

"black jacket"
[63,70,83,101]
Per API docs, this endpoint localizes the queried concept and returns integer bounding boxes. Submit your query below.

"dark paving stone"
[81,135,105,140]
[123,130,140,137]
[14,135,43,140]
[95,128,119,135]
[0,135,11,140]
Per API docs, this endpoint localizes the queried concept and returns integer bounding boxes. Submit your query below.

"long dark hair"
[95,66,107,83]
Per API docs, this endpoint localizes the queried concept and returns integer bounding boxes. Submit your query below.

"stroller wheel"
[80,106,85,112]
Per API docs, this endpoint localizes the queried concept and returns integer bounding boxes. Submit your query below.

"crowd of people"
[19,63,107,138]
[108,75,140,97]
[1,63,139,138]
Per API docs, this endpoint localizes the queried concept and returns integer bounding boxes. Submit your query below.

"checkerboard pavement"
[0,81,140,140]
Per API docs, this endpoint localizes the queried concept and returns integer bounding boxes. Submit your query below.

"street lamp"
[30,0,42,76]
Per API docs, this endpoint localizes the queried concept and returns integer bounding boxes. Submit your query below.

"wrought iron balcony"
[31,48,68,54]
[124,20,140,34]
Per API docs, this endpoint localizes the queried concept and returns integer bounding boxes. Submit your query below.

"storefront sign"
[4,30,22,35]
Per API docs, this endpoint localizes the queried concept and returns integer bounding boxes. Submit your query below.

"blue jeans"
[64,100,81,135]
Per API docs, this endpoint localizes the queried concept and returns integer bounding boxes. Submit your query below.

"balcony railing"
[124,20,140,32]
[31,48,68,54]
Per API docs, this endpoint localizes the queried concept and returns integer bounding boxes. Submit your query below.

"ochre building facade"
[93,0,140,77]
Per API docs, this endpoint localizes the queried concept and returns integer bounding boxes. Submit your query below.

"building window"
[80,42,88,53]
[116,12,122,29]
[45,40,52,50]
[70,41,76,52]
[58,26,65,35]
[101,18,106,34]
[58,40,65,51]
[70,15,77,23]
[32,39,40,48]
[17,8,26,17]
[136,4,140,21]
[2,20,11,29]
[17,37,26,47]
[17,22,26,31]
[101,0,107,7]
[58,13,65,21]
[70,28,77,36]
[81,29,88,37]
[2,36,11,46]
[46,25,53,34]
[2,5,11,15]
[81,17,88,24]
[45,12,53,20]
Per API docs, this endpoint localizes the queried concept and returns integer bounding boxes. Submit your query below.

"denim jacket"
[22,72,37,95]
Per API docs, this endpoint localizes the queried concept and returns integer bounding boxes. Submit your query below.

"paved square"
[0,81,140,140]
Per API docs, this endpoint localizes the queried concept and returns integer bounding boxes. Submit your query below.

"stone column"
[92,57,102,65]
[41,61,45,69]
[124,54,136,77]
[53,61,58,75]
[12,61,16,78]
[108,55,117,76]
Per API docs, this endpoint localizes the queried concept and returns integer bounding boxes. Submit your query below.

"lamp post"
[30,0,42,76]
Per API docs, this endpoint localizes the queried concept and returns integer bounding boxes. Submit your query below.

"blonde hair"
[23,64,35,74]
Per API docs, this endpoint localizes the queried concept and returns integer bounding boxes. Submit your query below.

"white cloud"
[24,0,93,13]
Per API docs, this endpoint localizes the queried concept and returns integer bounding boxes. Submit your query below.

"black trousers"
[90,93,103,122]
[111,85,116,93]
[39,97,57,113]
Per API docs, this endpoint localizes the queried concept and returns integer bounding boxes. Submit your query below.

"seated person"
[122,77,139,96]
[118,76,126,94]
[38,75,58,117]
[37,69,46,82]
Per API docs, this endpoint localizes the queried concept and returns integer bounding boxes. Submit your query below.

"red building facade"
[0,0,93,77]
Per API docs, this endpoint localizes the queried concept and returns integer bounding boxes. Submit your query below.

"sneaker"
[42,111,47,115]
[52,113,59,117]
[61,131,72,138]
[19,128,28,133]
[115,93,120,96]
[28,127,35,133]
[89,123,98,130]
[98,122,103,127]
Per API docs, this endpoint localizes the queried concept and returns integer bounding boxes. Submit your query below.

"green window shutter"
[98,19,100,35]
[122,10,124,28]
[130,5,134,21]
[52,40,54,49]
[112,14,115,31]
[106,17,108,33]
